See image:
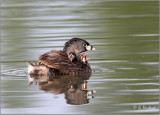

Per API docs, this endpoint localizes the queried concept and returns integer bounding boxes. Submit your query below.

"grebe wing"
[38,50,70,69]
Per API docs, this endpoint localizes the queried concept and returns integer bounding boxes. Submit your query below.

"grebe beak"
[83,53,89,61]
[86,45,96,51]
[91,47,96,50]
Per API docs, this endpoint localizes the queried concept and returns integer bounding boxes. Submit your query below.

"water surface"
[1,0,159,114]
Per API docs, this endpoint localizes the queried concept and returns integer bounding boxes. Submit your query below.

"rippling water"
[1,0,159,114]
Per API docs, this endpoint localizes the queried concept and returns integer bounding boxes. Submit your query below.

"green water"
[1,0,159,114]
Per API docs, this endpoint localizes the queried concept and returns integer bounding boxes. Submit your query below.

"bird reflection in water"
[27,74,96,105]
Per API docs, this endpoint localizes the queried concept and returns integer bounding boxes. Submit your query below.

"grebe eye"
[83,43,87,47]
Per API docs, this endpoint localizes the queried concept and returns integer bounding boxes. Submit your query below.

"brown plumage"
[38,50,91,75]
[27,38,95,76]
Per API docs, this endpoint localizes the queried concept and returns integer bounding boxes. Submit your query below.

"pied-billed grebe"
[27,38,95,75]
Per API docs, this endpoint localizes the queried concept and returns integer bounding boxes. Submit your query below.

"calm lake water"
[1,0,159,114]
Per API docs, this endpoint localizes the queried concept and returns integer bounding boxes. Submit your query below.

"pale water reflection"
[28,74,96,105]
[1,0,159,114]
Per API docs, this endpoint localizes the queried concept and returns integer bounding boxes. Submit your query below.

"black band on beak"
[91,46,96,50]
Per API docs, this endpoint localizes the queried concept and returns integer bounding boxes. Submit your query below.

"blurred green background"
[1,0,159,114]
